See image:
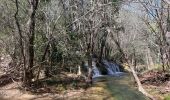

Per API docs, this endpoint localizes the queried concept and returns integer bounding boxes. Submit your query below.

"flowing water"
[92,61,101,78]
[83,60,149,100]
[71,74,149,100]
[92,60,124,78]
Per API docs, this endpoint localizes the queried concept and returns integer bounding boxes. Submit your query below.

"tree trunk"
[77,65,82,75]
[24,0,39,86]
[148,49,154,68]
[129,65,154,100]
[99,41,105,62]
[99,32,108,62]
[87,43,93,85]
[165,7,170,69]
[160,47,165,72]
[36,43,49,80]
[14,0,26,81]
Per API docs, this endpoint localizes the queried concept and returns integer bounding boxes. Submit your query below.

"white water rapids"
[92,60,124,78]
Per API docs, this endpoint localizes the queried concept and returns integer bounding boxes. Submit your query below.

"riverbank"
[0,73,149,100]
[139,70,170,100]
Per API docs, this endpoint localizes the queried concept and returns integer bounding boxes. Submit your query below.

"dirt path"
[0,82,85,100]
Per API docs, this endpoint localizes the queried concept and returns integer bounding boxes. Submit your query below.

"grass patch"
[164,95,170,100]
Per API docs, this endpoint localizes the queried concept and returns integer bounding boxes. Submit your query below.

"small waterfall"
[92,61,101,78]
[102,60,123,76]
[84,60,123,78]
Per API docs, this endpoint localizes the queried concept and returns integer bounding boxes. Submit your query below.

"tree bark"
[36,43,50,80]
[87,42,93,85]
[24,0,39,86]
[160,47,165,72]
[99,32,108,62]
[14,0,26,81]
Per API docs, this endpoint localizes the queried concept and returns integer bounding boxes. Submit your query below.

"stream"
[76,74,149,100]
[78,60,149,100]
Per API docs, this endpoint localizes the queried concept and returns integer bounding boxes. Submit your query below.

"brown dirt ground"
[139,70,170,99]
[0,82,85,100]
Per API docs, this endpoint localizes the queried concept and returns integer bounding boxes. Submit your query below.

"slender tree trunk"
[148,49,154,69]
[129,65,154,100]
[99,32,108,62]
[77,65,82,75]
[14,0,26,82]
[99,41,105,62]
[160,47,165,72]
[36,43,50,80]
[124,53,155,100]
[86,22,94,84]
[165,6,170,69]
[87,42,93,85]
[61,54,65,68]
[24,0,39,86]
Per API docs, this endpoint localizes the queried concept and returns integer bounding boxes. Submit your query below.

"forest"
[0,0,170,100]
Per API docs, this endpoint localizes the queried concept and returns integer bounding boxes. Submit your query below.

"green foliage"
[51,47,63,63]
[164,95,170,100]
[112,0,119,2]
[41,0,51,3]
[112,0,121,12]
[71,80,78,89]
[34,33,45,61]
[68,32,78,41]
[0,32,8,39]
[56,84,66,91]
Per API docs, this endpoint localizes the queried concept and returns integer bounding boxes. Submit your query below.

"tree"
[139,0,170,71]
[13,0,39,86]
